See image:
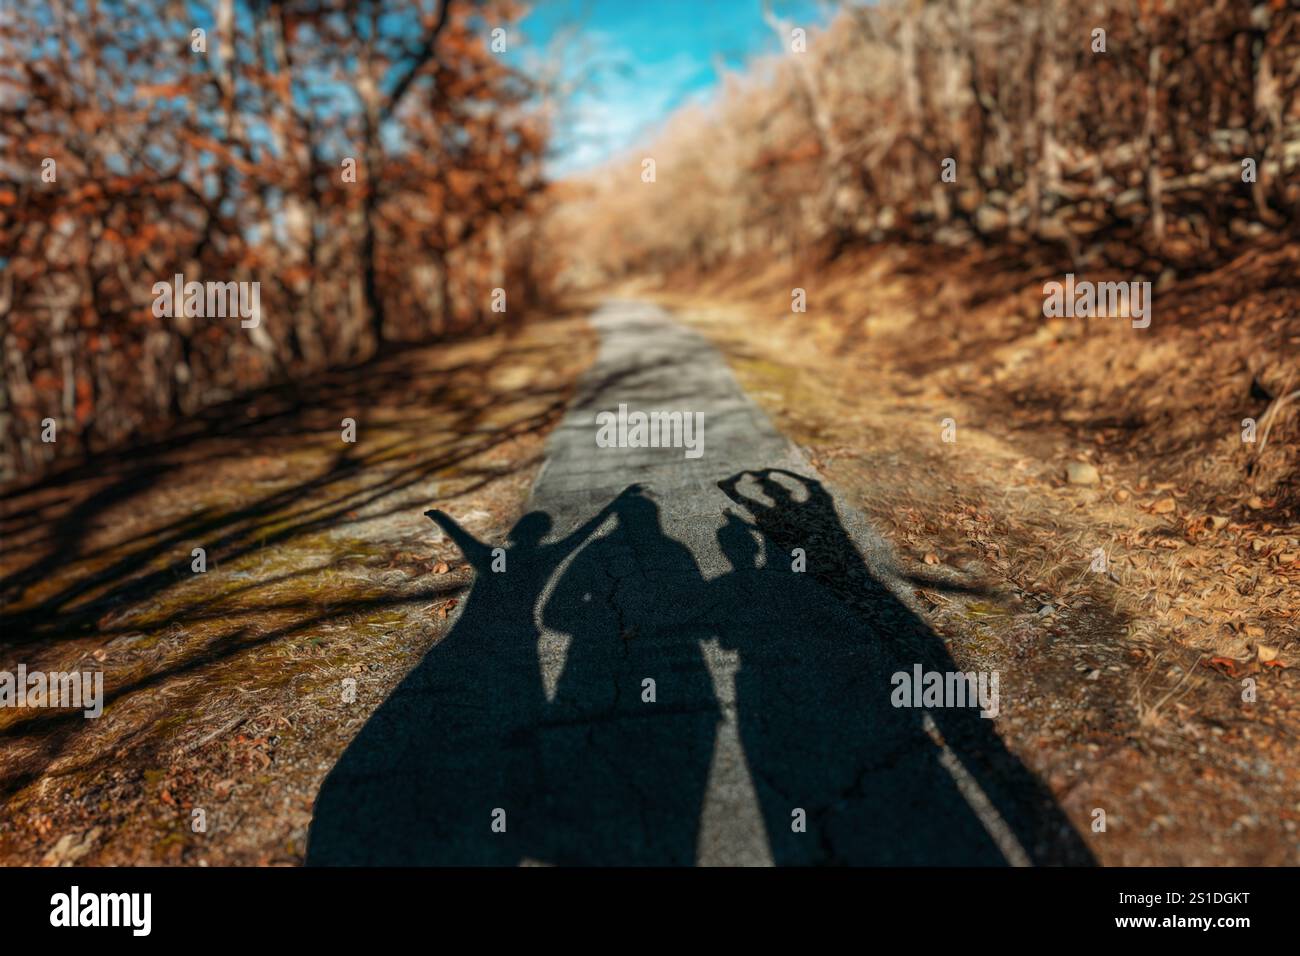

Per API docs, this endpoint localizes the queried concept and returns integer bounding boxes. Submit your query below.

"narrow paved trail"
[308,301,1089,866]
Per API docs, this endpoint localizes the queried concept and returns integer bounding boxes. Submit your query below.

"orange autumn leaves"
[1,1,550,481]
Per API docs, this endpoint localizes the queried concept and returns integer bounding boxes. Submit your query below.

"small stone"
[1067,462,1100,485]
[41,827,102,866]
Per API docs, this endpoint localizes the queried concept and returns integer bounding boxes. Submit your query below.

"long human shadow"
[713,469,1093,865]
[308,485,721,865]
[529,487,720,865]
[308,476,1091,866]
[306,492,628,864]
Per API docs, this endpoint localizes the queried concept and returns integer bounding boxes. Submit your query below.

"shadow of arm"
[550,482,644,555]
[718,472,774,519]
[424,509,490,570]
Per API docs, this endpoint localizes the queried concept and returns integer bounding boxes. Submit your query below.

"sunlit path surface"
[308,302,1090,866]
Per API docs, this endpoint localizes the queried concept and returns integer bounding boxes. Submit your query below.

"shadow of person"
[306,500,618,865]
[534,486,720,865]
[716,469,1093,865]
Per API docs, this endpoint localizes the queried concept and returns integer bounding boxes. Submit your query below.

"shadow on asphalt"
[307,473,1094,866]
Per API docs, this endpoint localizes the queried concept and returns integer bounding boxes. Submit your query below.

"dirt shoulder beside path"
[0,313,596,865]
[637,246,1299,866]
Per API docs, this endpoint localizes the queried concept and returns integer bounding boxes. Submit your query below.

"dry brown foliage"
[1,0,549,481]
[554,0,1299,283]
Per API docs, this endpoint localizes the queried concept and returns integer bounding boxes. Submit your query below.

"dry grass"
[634,241,1299,864]
[652,240,1298,658]
[0,313,597,865]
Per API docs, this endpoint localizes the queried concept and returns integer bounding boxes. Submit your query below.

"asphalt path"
[307,301,1091,866]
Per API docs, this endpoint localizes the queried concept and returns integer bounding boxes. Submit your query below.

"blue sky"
[513,0,835,176]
